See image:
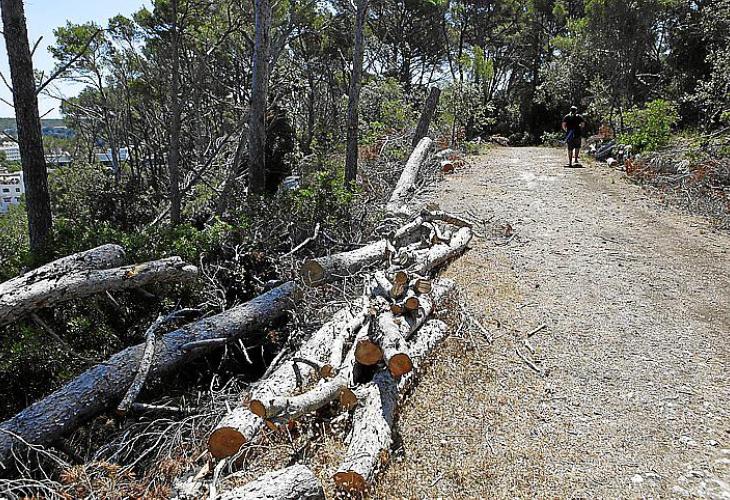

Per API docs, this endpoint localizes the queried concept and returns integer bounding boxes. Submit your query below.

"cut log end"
[355,339,383,366]
[393,271,409,286]
[339,387,358,410]
[208,427,246,459]
[388,353,413,378]
[390,303,404,315]
[320,364,336,378]
[404,296,420,312]
[334,471,367,492]
[414,278,432,294]
[300,260,325,286]
[249,400,266,418]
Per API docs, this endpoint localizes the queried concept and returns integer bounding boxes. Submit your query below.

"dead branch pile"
[627,134,730,229]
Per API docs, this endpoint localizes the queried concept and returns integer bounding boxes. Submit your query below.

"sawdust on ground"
[376,147,730,499]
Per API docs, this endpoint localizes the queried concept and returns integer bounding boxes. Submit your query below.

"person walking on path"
[562,106,585,167]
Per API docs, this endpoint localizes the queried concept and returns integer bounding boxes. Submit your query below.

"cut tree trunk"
[208,299,368,459]
[298,220,430,287]
[299,240,390,286]
[334,319,448,493]
[0,257,199,326]
[386,137,434,214]
[412,87,441,147]
[0,244,125,296]
[412,226,472,276]
[256,326,369,423]
[0,282,297,466]
[357,279,453,375]
[217,465,324,500]
[333,368,397,492]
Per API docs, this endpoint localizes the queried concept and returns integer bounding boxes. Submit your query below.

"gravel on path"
[376,147,730,499]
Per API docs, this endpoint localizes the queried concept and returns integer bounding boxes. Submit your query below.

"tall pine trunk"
[344,0,368,187]
[1,0,52,255]
[247,0,271,196]
[167,0,183,224]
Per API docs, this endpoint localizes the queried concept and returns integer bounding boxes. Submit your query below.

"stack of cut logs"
[201,209,471,498]
[0,137,473,500]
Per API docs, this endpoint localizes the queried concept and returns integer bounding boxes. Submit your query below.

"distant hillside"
[0,117,65,129]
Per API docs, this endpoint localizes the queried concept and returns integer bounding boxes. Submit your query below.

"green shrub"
[0,203,30,281]
[541,131,565,146]
[618,99,679,152]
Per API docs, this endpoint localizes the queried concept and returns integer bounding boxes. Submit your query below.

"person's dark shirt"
[563,113,585,138]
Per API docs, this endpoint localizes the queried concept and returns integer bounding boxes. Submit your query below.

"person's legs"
[567,146,573,166]
[572,139,582,165]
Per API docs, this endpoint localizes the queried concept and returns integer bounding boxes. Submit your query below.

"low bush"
[618,99,679,152]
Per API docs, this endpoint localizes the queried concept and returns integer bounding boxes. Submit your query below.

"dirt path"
[377,147,730,499]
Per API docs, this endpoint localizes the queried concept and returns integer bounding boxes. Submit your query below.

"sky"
[0,0,149,120]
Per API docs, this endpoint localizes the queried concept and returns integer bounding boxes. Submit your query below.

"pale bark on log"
[299,221,427,288]
[0,244,126,296]
[218,465,324,500]
[333,368,397,492]
[208,299,368,458]
[0,282,296,466]
[334,319,448,493]
[407,226,472,277]
[366,280,453,376]
[299,240,390,286]
[259,327,368,423]
[0,257,198,326]
[386,137,434,214]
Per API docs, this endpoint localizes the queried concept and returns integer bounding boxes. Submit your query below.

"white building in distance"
[0,168,23,213]
[0,142,21,162]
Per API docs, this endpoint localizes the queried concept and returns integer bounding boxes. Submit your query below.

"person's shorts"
[567,137,582,149]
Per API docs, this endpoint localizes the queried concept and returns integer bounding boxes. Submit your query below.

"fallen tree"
[254,279,454,425]
[0,281,297,466]
[0,244,126,297]
[355,279,452,375]
[0,256,199,326]
[386,136,434,214]
[299,240,391,287]
[217,465,324,500]
[208,299,369,459]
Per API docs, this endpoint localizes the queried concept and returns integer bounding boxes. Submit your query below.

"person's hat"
[570,105,578,111]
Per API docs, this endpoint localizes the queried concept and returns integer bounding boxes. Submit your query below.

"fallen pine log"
[0,281,297,466]
[408,226,473,277]
[334,319,449,493]
[254,326,370,423]
[298,221,426,287]
[0,244,126,298]
[0,257,199,326]
[263,279,453,422]
[217,465,324,500]
[386,137,434,214]
[299,240,390,287]
[356,279,453,376]
[208,299,369,459]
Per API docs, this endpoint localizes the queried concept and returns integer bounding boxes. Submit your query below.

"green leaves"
[618,99,679,152]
